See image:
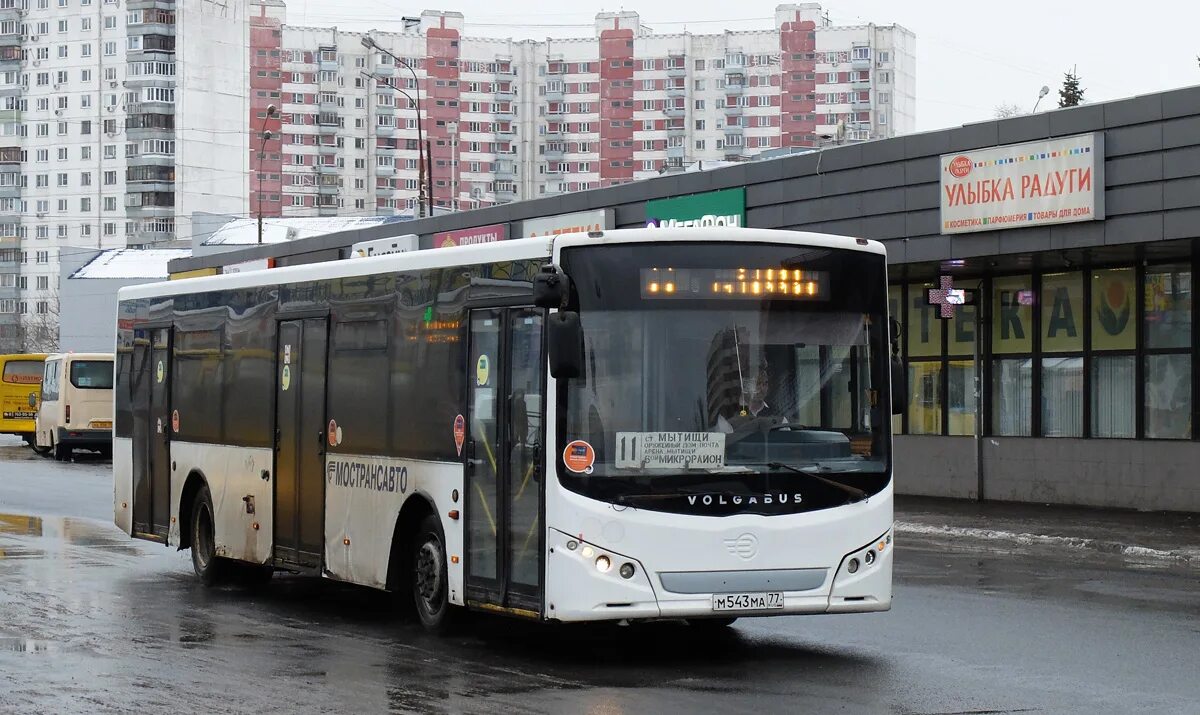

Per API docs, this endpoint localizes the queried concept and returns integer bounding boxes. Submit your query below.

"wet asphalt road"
[0,437,1197,715]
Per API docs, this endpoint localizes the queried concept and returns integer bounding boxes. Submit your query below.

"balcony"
[542,145,565,160]
[724,123,743,134]
[493,105,515,118]
[724,79,746,93]
[494,188,517,202]
[666,144,685,159]
[318,122,339,135]
[376,123,395,136]
[852,55,872,70]
[493,164,516,179]
[376,163,395,175]
[375,183,396,196]
[663,106,686,118]
[850,79,871,91]
[725,104,744,116]
[317,204,339,217]
[494,87,516,102]
[666,63,686,78]
[665,84,687,98]
[318,141,339,155]
[372,64,395,78]
[316,163,339,174]
[318,182,339,195]
[544,87,564,102]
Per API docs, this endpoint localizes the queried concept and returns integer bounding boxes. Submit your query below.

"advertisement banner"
[520,209,610,238]
[433,223,508,248]
[645,188,746,229]
[940,133,1104,235]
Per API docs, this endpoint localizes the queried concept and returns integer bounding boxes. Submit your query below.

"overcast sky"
[287,0,1200,133]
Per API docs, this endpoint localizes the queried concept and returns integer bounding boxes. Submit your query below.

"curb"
[894,521,1200,568]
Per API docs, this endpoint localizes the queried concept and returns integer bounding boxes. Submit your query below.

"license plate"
[711,591,785,612]
[91,421,112,429]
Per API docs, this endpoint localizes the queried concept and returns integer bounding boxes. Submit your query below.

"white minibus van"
[35,353,114,460]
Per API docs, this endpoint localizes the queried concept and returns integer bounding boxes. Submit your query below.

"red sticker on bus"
[171,410,179,433]
[453,414,466,456]
[327,419,338,447]
[562,440,595,474]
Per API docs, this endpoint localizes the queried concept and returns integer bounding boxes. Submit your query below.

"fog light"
[864,550,876,566]
[847,558,860,574]
[566,540,578,551]
[619,562,635,579]
[595,555,612,573]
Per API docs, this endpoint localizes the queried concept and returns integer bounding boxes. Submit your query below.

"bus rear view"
[541,230,895,623]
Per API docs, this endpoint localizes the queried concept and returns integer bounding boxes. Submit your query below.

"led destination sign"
[640,267,829,300]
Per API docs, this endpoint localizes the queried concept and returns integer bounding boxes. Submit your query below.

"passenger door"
[464,307,546,616]
[273,317,329,569]
[131,327,172,541]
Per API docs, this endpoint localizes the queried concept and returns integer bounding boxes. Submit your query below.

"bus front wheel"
[190,485,229,587]
[412,514,455,632]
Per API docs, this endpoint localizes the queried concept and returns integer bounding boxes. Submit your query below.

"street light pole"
[256,104,278,244]
[361,70,425,219]
[362,35,432,219]
[1032,85,1051,113]
[447,120,458,211]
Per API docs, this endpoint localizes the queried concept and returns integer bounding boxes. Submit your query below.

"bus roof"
[45,353,114,361]
[118,228,884,302]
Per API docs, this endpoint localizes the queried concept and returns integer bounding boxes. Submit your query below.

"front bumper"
[545,526,893,622]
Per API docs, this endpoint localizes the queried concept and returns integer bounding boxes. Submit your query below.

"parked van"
[0,353,47,445]
[35,353,114,460]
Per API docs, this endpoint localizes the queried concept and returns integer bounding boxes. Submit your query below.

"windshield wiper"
[766,462,868,502]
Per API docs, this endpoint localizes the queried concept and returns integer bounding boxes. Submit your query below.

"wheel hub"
[415,541,442,604]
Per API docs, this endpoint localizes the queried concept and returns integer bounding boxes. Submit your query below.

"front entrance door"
[464,307,546,615]
[132,327,172,541]
[273,317,328,568]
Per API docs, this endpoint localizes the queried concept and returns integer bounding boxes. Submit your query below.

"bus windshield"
[557,241,891,515]
[70,361,114,390]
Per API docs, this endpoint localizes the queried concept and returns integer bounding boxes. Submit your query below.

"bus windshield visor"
[556,241,891,513]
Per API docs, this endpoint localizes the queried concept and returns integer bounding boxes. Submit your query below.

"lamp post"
[1032,85,1051,113]
[361,70,427,219]
[361,35,432,218]
[256,103,278,244]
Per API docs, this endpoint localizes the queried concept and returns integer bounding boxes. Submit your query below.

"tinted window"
[41,360,60,402]
[174,329,223,442]
[2,360,43,384]
[70,360,114,390]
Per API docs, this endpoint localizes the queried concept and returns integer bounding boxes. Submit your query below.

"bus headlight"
[619,562,635,579]
[595,555,612,573]
[864,549,876,566]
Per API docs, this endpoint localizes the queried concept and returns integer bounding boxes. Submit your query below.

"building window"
[1144,264,1192,438]
[991,275,1034,436]
[1089,268,1136,438]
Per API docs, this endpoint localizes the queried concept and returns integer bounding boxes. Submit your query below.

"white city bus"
[114,227,898,630]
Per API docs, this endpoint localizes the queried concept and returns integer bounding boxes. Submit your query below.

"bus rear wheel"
[190,485,229,586]
[412,514,455,632]
[52,441,70,461]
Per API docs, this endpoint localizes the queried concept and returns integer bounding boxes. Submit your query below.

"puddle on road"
[0,512,143,559]
[0,637,53,653]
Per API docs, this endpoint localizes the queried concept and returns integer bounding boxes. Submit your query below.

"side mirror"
[547,311,583,379]
[27,393,37,408]
[890,358,906,416]
[533,265,569,309]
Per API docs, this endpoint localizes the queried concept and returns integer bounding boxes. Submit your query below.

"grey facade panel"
[950,233,1000,259]
[902,157,939,185]
[1161,115,1200,149]
[1105,153,1164,186]
[1162,177,1200,211]
[779,175,821,203]
[947,122,1000,153]
[860,214,907,241]
[1161,86,1200,119]
[902,233,952,262]
[1050,221,1105,251]
[902,129,952,160]
[859,137,905,166]
[1048,103,1105,136]
[1103,94,1163,127]
[1163,208,1200,240]
[855,161,907,192]
[1104,182,1163,215]
[995,113,1052,146]
[1104,123,1163,157]
[894,436,978,500]
[747,204,784,229]
[860,187,906,216]
[1163,145,1200,180]
[1104,213,1164,245]
[746,180,785,207]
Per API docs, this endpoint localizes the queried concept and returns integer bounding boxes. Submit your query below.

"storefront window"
[1145,265,1192,349]
[1041,272,1084,353]
[1092,355,1135,438]
[992,358,1032,436]
[908,361,942,435]
[1042,357,1083,437]
[889,285,903,435]
[947,359,977,436]
[1091,268,1136,351]
[1146,354,1191,439]
[992,275,1033,354]
[907,282,942,358]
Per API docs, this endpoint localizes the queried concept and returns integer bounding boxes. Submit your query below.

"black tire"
[31,442,51,456]
[687,617,738,629]
[412,514,455,632]
[52,440,69,461]
[190,484,229,587]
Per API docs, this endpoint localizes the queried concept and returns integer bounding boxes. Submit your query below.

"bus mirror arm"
[547,311,584,379]
[888,318,905,415]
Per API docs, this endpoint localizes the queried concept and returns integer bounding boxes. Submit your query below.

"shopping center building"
[170,84,1200,512]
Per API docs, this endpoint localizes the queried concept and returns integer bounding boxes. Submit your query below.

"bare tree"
[994,103,1025,119]
[18,291,60,353]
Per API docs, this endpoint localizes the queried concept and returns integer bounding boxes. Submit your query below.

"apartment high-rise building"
[0,0,248,352]
[249,2,915,220]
